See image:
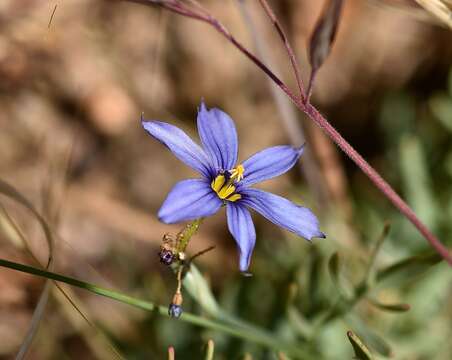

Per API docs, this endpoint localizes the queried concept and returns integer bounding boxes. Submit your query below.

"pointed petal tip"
[296,143,306,156]
[199,99,207,112]
[157,210,173,225]
[306,231,326,241]
[240,271,253,277]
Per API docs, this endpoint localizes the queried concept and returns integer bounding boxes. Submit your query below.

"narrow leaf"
[368,299,411,313]
[348,316,392,357]
[16,281,51,360]
[307,0,344,99]
[309,0,343,70]
[376,252,443,287]
[347,331,373,360]
[363,222,391,286]
[429,93,452,133]
[328,252,340,283]
[183,264,220,316]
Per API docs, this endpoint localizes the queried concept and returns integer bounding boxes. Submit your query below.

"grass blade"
[0,257,313,358]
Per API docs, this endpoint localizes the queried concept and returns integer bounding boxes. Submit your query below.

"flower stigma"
[211,164,244,202]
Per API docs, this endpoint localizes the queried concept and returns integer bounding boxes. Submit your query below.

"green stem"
[0,258,312,359]
[363,223,390,286]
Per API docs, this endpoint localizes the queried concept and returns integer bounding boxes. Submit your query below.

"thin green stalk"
[0,258,312,359]
[204,339,214,360]
[363,223,390,286]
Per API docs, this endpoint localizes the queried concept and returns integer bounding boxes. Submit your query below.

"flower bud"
[159,248,175,265]
[168,303,182,318]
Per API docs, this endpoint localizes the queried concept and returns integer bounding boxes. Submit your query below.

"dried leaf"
[309,0,344,72]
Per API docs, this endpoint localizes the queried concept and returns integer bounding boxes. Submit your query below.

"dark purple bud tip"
[159,249,175,265]
[168,303,182,318]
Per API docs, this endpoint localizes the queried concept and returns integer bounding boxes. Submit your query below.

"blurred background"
[1,0,452,359]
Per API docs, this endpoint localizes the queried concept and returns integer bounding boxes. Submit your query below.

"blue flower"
[142,102,325,272]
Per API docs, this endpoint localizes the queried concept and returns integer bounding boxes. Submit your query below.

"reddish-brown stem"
[257,0,306,101]
[125,0,452,265]
[302,104,452,265]
[306,68,317,105]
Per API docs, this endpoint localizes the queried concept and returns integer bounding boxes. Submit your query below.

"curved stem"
[128,0,452,265]
[257,0,306,100]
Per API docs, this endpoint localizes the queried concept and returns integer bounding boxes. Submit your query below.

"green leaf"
[328,252,340,285]
[399,136,437,234]
[183,264,220,316]
[376,253,443,288]
[348,316,392,357]
[0,258,314,358]
[429,93,452,133]
[346,331,373,360]
[368,298,410,313]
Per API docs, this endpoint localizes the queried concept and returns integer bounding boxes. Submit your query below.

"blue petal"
[226,202,256,272]
[241,145,304,187]
[142,119,213,178]
[158,179,222,223]
[197,102,238,171]
[241,188,324,240]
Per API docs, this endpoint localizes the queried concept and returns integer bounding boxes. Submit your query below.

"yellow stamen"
[211,175,225,193]
[227,193,242,202]
[217,184,236,199]
[211,164,245,203]
[229,164,245,182]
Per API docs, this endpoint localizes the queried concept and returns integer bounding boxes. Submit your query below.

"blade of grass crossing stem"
[0,179,53,265]
[15,281,51,360]
[0,179,55,360]
[0,194,125,359]
[0,258,314,358]
[53,284,125,359]
[0,204,52,360]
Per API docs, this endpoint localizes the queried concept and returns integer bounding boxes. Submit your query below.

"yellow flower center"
[211,165,244,202]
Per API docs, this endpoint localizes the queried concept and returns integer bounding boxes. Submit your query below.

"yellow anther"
[211,175,225,193]
[218,184,236,199]
[229,164,245,182]
[227,193,242,202]
[211,174,242,202]
[211,165,244,202]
